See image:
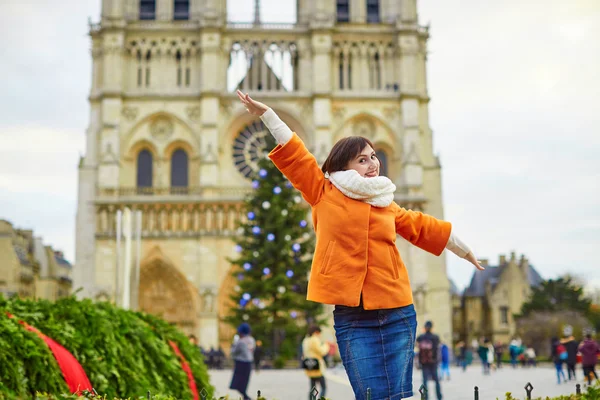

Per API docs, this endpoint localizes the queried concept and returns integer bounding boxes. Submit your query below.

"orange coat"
[269,134,452,310]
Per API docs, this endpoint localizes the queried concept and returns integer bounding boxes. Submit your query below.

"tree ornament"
[252,180,260,189]
[234,285,241,292]
[267,316,274,323]
[259,169,268,178]
[281,209,288,216]
[242,293,251,301]
[243,314,249,321]
[263,267,271,275]
[267,233,275,241]
[243,262,252,271]
[237,273,244,280]
[262,201,271,209]
[286,270,294,278]
[299,220,307,228]
[273,186,282,194]
[290,311,298,319]
[278,286,286,294]
[252,226,261,235]
[253,251,259,257]
[294,196,301,204]
[234,245,243,253]
[284,235,292,241]
[247,211,256,220]
[285,181,293,188]
[292,243,301,252]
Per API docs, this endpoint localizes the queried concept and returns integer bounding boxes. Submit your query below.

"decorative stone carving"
[202,143,218,165]
[201,288,215,313]
[186,106,201,121]
[332,105,346,120]
[101,143,118,164]
[353,119,376,138]
[383,107,400,121]
[121,106,139,121]
[150,116,174,141]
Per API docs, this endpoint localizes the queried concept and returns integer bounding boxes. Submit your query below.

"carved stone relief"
[150,116,174,141]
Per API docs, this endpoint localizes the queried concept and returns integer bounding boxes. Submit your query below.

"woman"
[302,325,330,400]
[237,90,483,400]
[551,337,567,384]
[229,323,255,400]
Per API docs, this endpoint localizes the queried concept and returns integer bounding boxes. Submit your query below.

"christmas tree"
[226,137,323,362]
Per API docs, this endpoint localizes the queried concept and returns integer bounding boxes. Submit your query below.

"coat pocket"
[319,240,337,275]
[388,246,400,280]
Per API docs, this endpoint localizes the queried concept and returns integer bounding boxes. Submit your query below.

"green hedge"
[0,295,213,400]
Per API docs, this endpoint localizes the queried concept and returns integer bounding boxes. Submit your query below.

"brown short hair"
[321,136,375,174]
[308,325,322,336]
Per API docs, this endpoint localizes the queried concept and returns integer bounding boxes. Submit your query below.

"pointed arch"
[138,247,198,332]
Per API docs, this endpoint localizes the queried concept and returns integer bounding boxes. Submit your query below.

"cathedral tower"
[75,0,453,348]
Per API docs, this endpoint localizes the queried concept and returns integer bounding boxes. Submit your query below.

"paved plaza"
[209,364,587,400]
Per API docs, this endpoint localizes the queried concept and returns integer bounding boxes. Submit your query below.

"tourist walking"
[417,321,443,400]
[439,342,451,381]
[579,334,600,386]
[229,323,255,400]
[562,335,579,380]
[551,337,568,384]
[301,325,330,400]
[253,340,264,372]
[237,91,483,400]
[478,339,491,375]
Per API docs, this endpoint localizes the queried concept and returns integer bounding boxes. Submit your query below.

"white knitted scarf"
[327,170,396,208]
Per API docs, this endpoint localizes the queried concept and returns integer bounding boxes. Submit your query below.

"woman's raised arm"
[237,90,292,145]
[236,90,325,206]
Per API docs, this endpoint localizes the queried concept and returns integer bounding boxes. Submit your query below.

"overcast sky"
[0,0,598,290]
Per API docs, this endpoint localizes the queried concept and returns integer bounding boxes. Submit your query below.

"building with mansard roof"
[75,0,454,349]
[0,220,73,300]
[457,252,544,345]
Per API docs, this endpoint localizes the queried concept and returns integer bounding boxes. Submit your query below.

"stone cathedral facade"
[75,0,454,349]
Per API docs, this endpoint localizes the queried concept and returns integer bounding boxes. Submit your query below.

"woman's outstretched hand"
[466,252,485,271]
[237,90,269,116]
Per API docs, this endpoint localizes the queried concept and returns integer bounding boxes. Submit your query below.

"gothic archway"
[139,255,198,334]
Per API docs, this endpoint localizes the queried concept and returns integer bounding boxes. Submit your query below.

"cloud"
[0,0,598,290]
[419,0,600,288]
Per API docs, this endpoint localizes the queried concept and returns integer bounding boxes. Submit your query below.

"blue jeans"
[334,303,417,400]
[439,362,450,380]
[422,364,443,400]
[555,361,566,383]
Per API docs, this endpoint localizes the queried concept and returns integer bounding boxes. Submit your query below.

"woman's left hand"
[466,252,485,270]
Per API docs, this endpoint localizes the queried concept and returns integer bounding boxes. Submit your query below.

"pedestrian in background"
[229,323,255,400]
[302,325,330,400]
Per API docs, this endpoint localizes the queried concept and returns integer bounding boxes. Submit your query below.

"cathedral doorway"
[138,256,198,335]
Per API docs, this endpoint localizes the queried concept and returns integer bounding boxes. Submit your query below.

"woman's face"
[345,144,380,178]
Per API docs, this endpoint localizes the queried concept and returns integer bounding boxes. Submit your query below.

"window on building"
[137,149,153,191]
[174,0,189,20]
[140,0,156,20]
[137,50,143,87]
[170,149,189,191]
[145,50,151,87]
[176,50,182,86]
[337,0,350,22]
[376,149,388,177]
[500,306,509,324]
[367,0,380,23]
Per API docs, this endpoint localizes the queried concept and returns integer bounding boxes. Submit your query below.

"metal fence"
[145,381,586,400]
